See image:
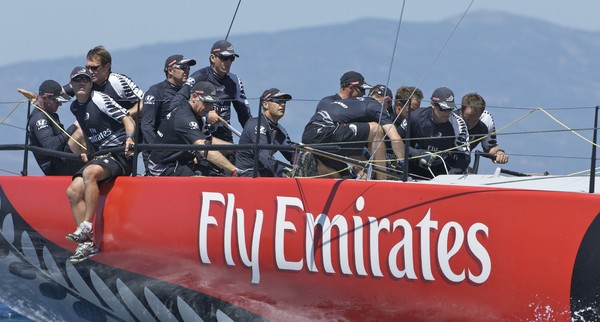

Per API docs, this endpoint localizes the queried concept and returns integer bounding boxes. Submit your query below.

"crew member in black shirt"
[27,80,86,175]
[178,40,251,145]
[236,88,295,177]
[147,81,237,177]
[303,96,405,180]
[64,66,136,264]
[142,54,197,144]
[398,87,470,179]
[315,71,372,112]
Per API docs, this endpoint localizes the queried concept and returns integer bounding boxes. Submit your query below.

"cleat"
[65,223,93,243]
[68,241,99,264]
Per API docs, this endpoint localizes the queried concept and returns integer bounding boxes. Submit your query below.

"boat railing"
[1,99,599,191]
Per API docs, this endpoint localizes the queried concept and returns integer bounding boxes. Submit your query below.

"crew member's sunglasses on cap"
[171,64,190,71]
[72,76,91,83]
[85,64,104,72]
[215,54,235,62]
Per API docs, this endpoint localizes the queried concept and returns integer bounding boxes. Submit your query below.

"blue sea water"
[0,303,30,321]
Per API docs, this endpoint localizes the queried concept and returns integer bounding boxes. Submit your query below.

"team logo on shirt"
[35,119,48,130]
[332,101,349,109]
[186,77,196,87]
[256,125,267,135]
[144,94,155,104]
[84,112,90,121]
[400,119,408,129]
[189,121,199,130]
[349,124,358,136]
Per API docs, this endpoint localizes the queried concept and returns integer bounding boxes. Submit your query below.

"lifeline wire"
[0,100,86,151]
[366,0,476,175]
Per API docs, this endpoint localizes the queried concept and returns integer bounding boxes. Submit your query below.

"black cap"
[211,40,239,57]
[191,81,219,103]
[431,87,457,110]
[70,66,92,81]
[369,84,393,100]
[340,71,372,90]
[164,54,197,72]
[38,80,70,102]
[260,88,292,103]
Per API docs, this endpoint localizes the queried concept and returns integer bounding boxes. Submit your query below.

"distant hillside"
[0,10,599,176]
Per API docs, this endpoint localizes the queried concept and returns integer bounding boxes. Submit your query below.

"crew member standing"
[178,40,252,145]
[142,54,197,144]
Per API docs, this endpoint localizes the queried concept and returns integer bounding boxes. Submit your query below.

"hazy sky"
[1,0,599,67]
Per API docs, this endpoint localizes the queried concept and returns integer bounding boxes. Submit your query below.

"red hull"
[1,176,599,320]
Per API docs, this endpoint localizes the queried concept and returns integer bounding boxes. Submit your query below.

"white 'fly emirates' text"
[198,192,491,285]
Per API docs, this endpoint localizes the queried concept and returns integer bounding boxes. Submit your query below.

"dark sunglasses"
[85,64,103,72]
[354,86,366,94]
[72,76,91,83]
[215,54,235,62]
[434,103,452,112]
[268,98,288,104]
[172,64,190,71]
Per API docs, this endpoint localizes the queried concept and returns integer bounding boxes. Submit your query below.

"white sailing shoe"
[68,241,99,264]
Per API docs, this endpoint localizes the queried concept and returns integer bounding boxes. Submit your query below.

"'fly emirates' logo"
[198,192,491,285]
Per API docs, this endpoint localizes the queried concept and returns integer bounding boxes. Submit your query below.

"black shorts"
[302,122,370,173]
[303,123,369,155]
[74,152,132,182]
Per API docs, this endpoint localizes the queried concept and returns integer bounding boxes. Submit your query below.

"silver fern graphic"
[0,213,236,322]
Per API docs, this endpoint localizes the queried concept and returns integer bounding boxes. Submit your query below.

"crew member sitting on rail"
[398,87,470,179]
[302,96,405,180]
[236,88,295,177]
[65,66,136,264]
[460,93,509,165]
[147,81,237,177]
[24,80,86,175]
